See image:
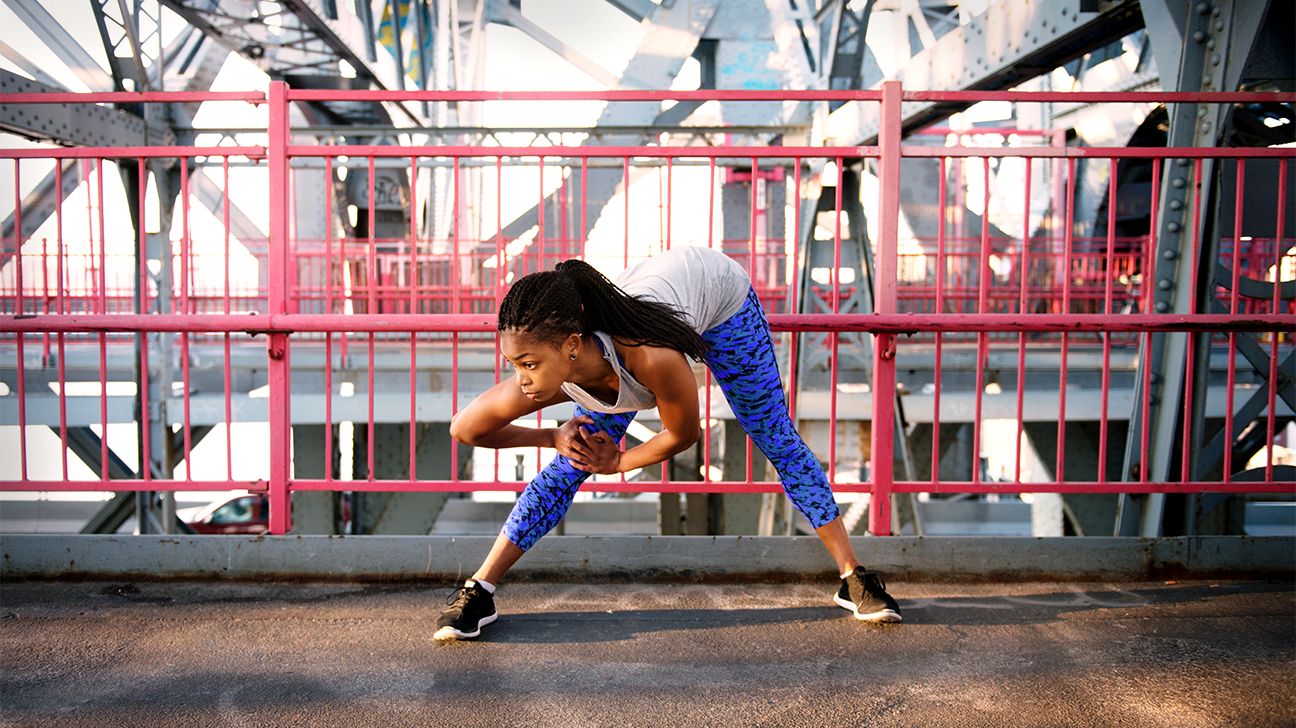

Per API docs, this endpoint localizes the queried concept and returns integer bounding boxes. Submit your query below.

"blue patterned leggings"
[503,287,841,550]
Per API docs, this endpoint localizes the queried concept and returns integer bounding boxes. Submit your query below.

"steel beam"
[605,0,656,23]
[826,0,1145,145]
[483,0,721,268]
[1,0,115,91]
[0,70,175,147]
[1117,0,1272,537]
[488,0,621,88]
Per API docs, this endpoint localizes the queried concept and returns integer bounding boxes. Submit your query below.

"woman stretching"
[435,246,901,641]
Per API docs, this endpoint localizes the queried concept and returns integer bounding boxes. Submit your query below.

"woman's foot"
[833,567,902,623]
[433,581,498,640]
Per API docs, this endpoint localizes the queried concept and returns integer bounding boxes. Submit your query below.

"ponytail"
[498,259,709,361]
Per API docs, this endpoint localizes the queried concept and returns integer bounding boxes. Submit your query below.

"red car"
[181,494,268,535]
[180,493,352,534]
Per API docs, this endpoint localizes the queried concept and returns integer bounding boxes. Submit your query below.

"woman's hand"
[553,416,622,474]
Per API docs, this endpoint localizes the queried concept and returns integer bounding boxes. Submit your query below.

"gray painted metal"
[604,0,656,23]
[1,534,1291,582]
[826,0,1144,145]
[484,0,721,269]
[1,0,116,91]
[0,70,176,147]
[1118,0,1271,537]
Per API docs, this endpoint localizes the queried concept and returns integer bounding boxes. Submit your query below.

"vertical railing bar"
[1015,154,1030,483]
[1098,158,1117,483]
[622,155,630,269]
[707,157,716,250]
[410,156,418,482]
[410,156,418,314]
[972,157,990,486]
[710,154,720,481]
[1057,157,1076,486]
[934,156,946,487]
[788,157,801,421]
[138,158,151,482]
[367,155,377,315]
[54,160,68,480]
[1224,159,1246,482]
[539,154,546,274]
[97,159,108,480]
[1266,159,1286,483]
[13,160,29,480]
[620,155,629,486]
[747,156,759,483]
[1141,157,1158,484]
[366,154,376,482]
[869,84,901,535]
[324,156,334,483]
[1230,159,1245,315]
[665,157,673,252]
[496,155,505,483]
[1177,159,1204,482]
[42,237,49,359]
[451,155,462,484]
[266,81,293,534]
[180,158,192,476]
[830,155,843,487]
[224,156,233,482]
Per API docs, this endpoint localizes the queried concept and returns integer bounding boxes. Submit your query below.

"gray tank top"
[559,246,750,414]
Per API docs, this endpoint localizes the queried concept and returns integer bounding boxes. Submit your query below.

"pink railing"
[2,84,1293,536]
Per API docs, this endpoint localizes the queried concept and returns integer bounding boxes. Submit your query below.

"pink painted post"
[868,81,902,535]
[266,81,293,534]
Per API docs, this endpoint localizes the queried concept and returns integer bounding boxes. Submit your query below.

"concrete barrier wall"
[2,534,1293,582]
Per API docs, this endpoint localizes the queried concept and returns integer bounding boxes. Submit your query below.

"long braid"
[497,259,709,361]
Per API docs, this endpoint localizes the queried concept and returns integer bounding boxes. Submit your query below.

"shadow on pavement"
[458,581,1293,642]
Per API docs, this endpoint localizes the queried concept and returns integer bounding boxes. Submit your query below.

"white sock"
[840,569,857,580]
[467,578,496,594]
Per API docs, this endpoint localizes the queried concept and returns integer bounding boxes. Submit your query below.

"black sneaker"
[433,582,498,641]
[834,567,902,623]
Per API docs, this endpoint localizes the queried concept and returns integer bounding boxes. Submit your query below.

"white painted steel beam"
[825,0,1144,145]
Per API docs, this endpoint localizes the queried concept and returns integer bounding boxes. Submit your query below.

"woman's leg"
[472,405,637,583]
[701,288,861,575]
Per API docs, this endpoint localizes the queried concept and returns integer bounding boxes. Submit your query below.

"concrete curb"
[2,534,1293,582]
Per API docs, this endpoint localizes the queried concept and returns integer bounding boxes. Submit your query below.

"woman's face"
[499,329,580,403]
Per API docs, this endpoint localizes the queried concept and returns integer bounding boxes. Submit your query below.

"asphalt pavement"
[1,579,1293,727]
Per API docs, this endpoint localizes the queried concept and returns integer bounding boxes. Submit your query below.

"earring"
[569,352,577,360]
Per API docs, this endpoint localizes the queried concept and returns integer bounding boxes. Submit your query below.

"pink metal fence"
[2,84,1293,536]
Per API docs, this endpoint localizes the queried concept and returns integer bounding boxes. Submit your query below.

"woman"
[435,246,901,641]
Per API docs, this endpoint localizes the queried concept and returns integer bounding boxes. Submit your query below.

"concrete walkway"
[1,579,1293,727]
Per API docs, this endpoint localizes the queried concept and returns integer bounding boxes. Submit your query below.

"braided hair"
[497,259,709,361]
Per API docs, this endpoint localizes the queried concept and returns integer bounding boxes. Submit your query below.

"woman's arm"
[449,379,569,449]
[567,345,701,474]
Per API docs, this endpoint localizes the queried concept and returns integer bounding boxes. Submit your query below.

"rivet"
[1207,39,1216,50]
[1172,178,1186,189]
[1196,1,1210,13]
[1170,199,1184,210]
[1212,54,1221,65]
[1155,301,1170,313]
[1200,121,1211,132]
[1177,159,1190,167]
[1158,279,1173,291]
[1198,107,1208,117]
[1215,20,1224,31]
[1163,249,1178,260]
[1168,221,1182,232]
[1193,30,1207,42]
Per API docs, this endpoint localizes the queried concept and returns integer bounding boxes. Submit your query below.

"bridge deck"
[1,579,1292,726]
